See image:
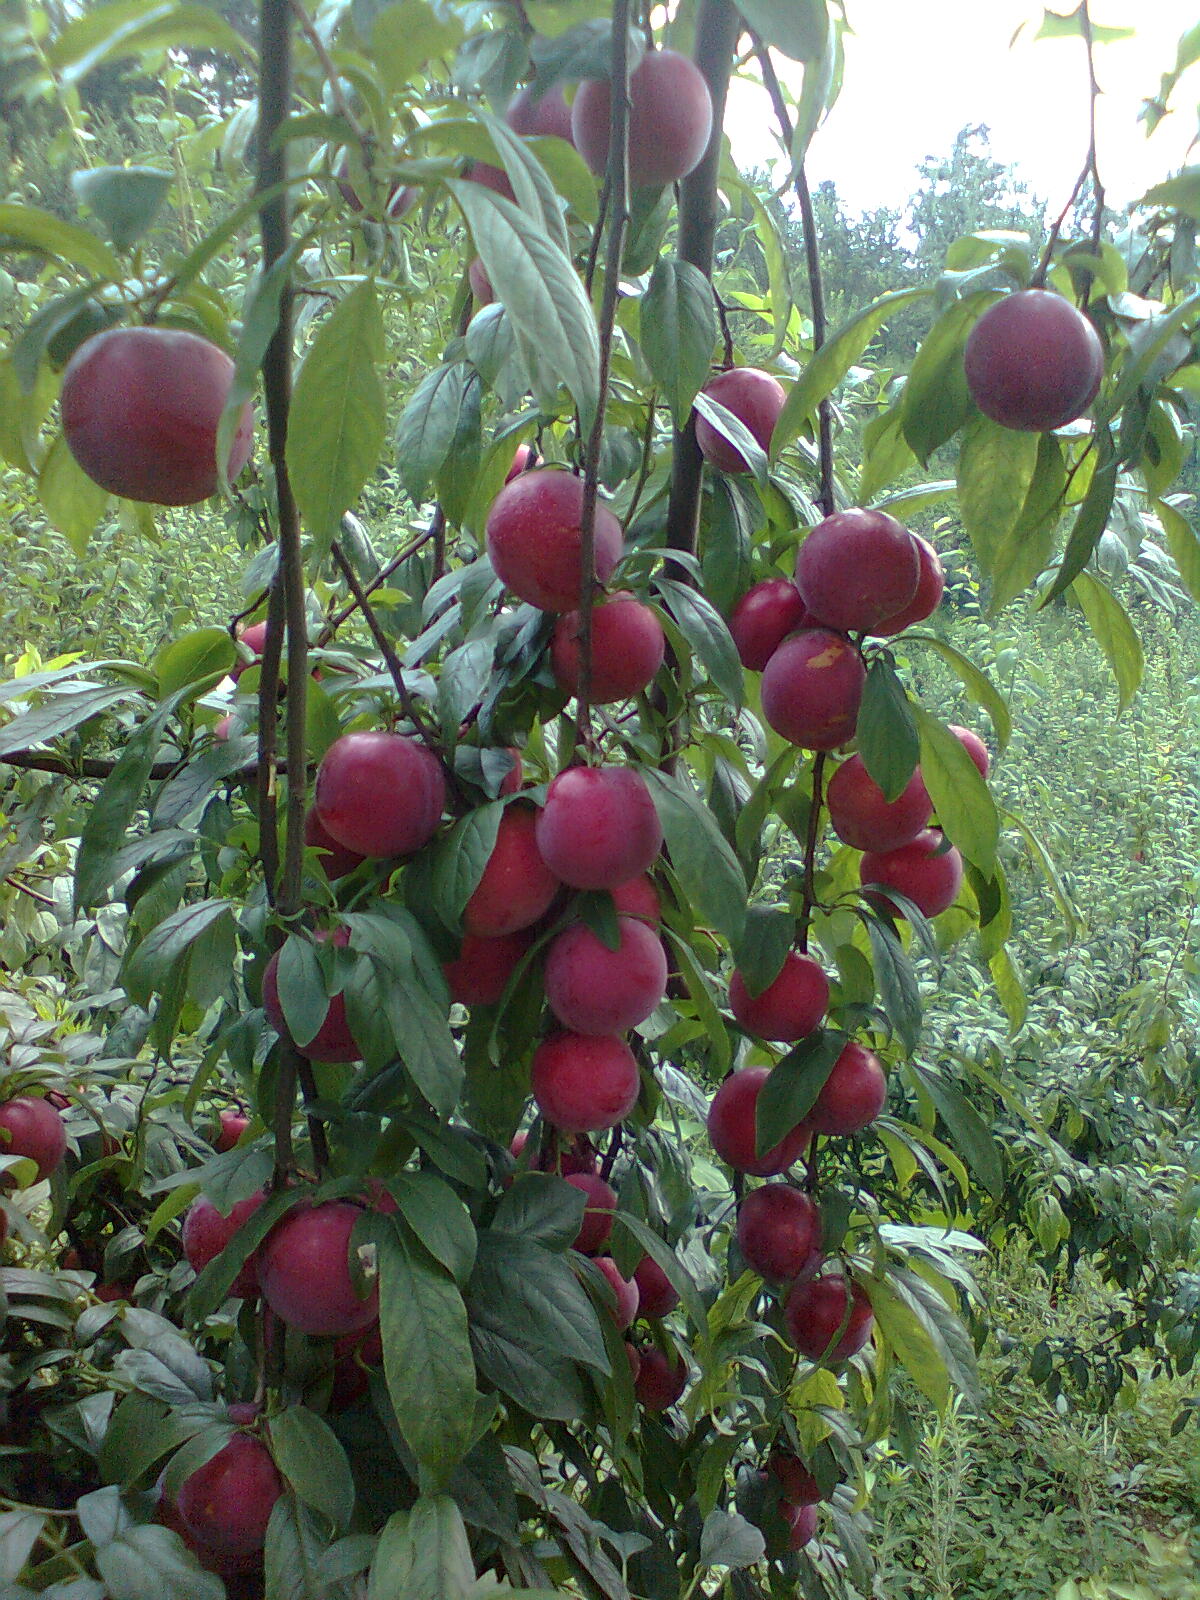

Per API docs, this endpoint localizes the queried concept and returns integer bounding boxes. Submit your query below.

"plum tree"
[860,829,965,919]
[258,1201,379,1336]
[736,1183,822,1282]
[694,367,787,474]
[707,1068,811,1176]
[964,288,1104,431]
[729,950,829,1042]
[535,766,663,889]
[463,802,560,937]
[314,731,446,858]
[175,1432,282,1560]
[572,49,712,188]
[825,754,933,853]
[544,915,667,1034]
[60,327,254,504]
[806,1042,887,1135]
[550,591,665,703]
[794,509,921,633]
[760,628,866,749]
[0,1096,67,1181]
[728,578,811,671]
[531,1032,641,1132]
[784,1274,874,1361]
[485,469,624,611]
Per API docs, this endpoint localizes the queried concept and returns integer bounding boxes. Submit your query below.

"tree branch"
[663,0,741,567]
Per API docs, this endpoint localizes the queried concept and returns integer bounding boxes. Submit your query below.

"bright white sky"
[728,1,1199,218]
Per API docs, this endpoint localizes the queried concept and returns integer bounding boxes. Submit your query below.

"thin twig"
[318,520,439,644]
[330,542,443,758]
[576,0,633,747]
[797,751,826,951]
[754,40,834,516]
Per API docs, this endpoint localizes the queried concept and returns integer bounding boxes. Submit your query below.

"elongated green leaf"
[1041,438,1118,603]
[368,1497,475,1600]
[956,415,1040,573]
[915,709,998,874]
[654,576,743,707]
[988,433,1067,612]
[614,1213,707,1334]
[75,706,169,910]
[0,201,123,280]
[733,904,794,998]
[396,363,477,505]
[904,635,1011,748]
[1156,497,1200,601]
[857,659,918,802]
[154,628,235,700]
[1071,572,1143,711]
[889,1266,982,1408]
[902,292,994,463]
[862,1276,949,1408]
[774,288,928,456]
[270,1407,355,1532]
[863,915,921,1053]
[0,682,137,756]
[379,1223,477,1489]
[287,280,386,556]
[860,399,916,502]
[38,432,110,556]
[755,1030,845,1153]
[1003,807,1080,938]
[640,259,717,427]
[450,181,599,426]
[394,1170,477,1284]
[50,0,252,81]
[733,0,828,60]
[692,391,770,482]
[124,900,234,1006]
[909,1063,1002,1197]
[93,1524,225,1600]
[661,926,732,1073]
[644,766,747,946]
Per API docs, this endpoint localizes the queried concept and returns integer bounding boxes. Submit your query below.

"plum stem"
[576,0,633,753]
[797,751,827,952]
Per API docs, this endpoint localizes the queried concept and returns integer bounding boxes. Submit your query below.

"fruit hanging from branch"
[964,287,1104,431]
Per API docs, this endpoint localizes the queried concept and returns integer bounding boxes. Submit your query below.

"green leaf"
[904,635,1011,748]
[691,391,770,483]
[75,706,169,911]
[270,1407,355,1532]
[393,1170,477,1284]
[755,1030,846,1153]
[450,180,599,426]
[93,1524,225,1600]
[988,433,1067,612]
[774,288,928,455]
[0,682,137,756]
[154,628,235,700]
[276,935,330,1051]
[38,432,110,555]
[263,1493,329,1600]
[644,766,747,946]
[71,166,171,251]
[862,1275,949,1409]
[698,1508,765,1570]
[428,801,503,925]
[857,659,919,802]
[396,363,477,505]
[1041,437,1118,603]
[860,399,917,502]
[493,1174,585,1254]
[1003,807,1080,938]
[1070,572,1143,711]
[614,1213,707,1334]
[1034,7,1132,43]
[49,0,253,81]
[654,576,743,707]
[733,904,794,998]
[730,0,828,59]
[902,293,994,463]
[369,0,465,98]
[287,280,387,556]
[0,200,123,281]
[1142,166,1200,218]
[0,1511,46,1582]
[908,1063,1002,1198]
[639,259,717,428]
[889,1266,982,1408]
[123,900,234,1007]
[915,708,998,874]
[989,944,1027,1032]
[368,1497,475,1600]
[662,926,732,1073]
[1156,497,1200,602]
[955,415,1040,574]
[378,1221,477,1489]
[863,915,921,1053]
